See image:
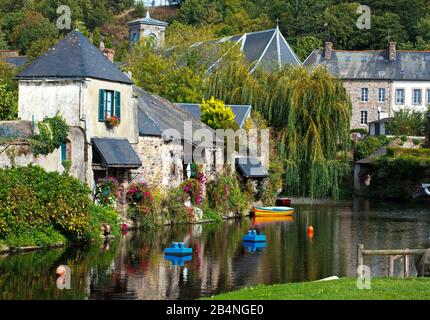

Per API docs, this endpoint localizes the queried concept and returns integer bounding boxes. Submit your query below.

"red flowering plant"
[105,114,120,128]
[126,181,154,215]
[181,164,206,206]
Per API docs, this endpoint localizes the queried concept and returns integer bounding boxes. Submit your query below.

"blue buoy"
[242,230,266,242]
[242,241,266,253]
[164,254,192,266]
[164,242,193,256]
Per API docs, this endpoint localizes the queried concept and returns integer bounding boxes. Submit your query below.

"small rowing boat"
[253,216,294,226]
[253,206,295,217]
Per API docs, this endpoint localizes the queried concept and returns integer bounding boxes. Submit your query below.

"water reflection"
[1,199,430,300]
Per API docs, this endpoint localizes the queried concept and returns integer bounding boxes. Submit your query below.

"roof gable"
[17,30,133,84]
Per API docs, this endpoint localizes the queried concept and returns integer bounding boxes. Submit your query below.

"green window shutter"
[61,143,67,161]
[99,89,105,121]
[115,91,121,121]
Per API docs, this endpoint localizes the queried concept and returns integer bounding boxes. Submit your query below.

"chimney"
[388,42,397,61]
[324,42,333,60]
[103,48,115,63]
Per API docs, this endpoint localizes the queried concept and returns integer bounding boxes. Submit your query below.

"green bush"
[88,205,121,240]
[354,137,383,160]
[207,171,250,216]
[0,165,92,244]
[350,128,368,135]
[386,147,430,158]
[2,225,66,248]
[386,109,426,136]
[164,186,195,223]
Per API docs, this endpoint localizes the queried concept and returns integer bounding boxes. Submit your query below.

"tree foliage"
[199,97,236,129]
[0,62,18,121]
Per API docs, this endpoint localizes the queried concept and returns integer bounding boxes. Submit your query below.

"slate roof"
[356,147,388,165]
[197,27,301,72]
[135,86,220,146]
[175,103,252,129]
[6,56,26,67]
[235,157,269,178]
[128,11,168,27]
[16,30,133,84]
[0,121,33,139]
[304,49,430,81]
[92,137,141,168]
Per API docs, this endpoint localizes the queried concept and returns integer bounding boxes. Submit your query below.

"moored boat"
[253,206,295,217]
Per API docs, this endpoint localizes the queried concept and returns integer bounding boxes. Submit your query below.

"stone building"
[128,11,168,49]
[0,29,222,200]
[304,42,430,129]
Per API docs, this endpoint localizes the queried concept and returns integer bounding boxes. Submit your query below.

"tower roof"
[16,30,133,84]
[128,11,168,28]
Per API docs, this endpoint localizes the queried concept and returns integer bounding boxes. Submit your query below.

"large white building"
[305,42,430,129]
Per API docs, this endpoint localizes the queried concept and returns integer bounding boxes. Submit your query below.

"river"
[1,199,429,299]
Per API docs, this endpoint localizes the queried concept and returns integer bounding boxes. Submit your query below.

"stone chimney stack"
[388,42,397,61]
[99,41,115,63]
[324,42,333,60]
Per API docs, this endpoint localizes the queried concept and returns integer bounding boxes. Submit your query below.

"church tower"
[128,11,168,50]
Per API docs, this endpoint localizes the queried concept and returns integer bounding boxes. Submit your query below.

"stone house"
[128,11,168,49]
[304,42,430,129]
[0,30,221,204]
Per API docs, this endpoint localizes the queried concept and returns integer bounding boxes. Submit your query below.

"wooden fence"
[357,244,428,278]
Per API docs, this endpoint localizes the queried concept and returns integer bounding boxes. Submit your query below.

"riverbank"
[203,278,430,300]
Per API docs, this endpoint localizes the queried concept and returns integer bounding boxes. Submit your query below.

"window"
[361,88,369,102]
[378,88,386,103]
[360,111,368,125]
[413,89,422,105]
[60,139,71,162]
[395,89,405,105]
[427,89,430,105]
[99,89,121,122]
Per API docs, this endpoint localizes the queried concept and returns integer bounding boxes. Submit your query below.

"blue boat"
[242,230,266,242]
[164,254,192,266]
[164,242,193,256]
[242,241,266,253]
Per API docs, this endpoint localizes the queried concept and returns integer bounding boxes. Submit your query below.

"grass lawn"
[203,278,430,300]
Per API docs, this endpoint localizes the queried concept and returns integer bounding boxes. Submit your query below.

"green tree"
[11,10,59,54]
[0,62,18,120]
[415,16,430,42]
[371,13,407,49]
[128,38,204,103]
[199,97,236,129]
[292,36,323,61]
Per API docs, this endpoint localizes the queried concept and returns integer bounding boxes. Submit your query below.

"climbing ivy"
[28,114,69,156]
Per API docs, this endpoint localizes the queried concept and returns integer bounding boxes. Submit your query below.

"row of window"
[361,87,430,106]
[360,88,386,103]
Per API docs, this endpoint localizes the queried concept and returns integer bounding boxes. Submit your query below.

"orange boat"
[253,216,294,226]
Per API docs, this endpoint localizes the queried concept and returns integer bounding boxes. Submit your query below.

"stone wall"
[343,80,391,129]
[132,136,184,188]
[0,125,87,182]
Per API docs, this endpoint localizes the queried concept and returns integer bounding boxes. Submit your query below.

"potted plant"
[105,114,120,128]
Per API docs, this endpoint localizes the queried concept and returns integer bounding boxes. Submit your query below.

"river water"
[1,199,430,300]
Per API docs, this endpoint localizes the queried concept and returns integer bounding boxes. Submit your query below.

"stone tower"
[128,11,168,50]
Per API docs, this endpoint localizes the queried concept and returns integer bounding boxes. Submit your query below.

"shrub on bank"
[0,165,92,246]
[354,136,385,160]
[88,205,121,240]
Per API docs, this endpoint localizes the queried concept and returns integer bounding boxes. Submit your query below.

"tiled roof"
[128,11,168,27]
[16,30,133,84]
[135,86,220,145]
[92,137,141,168]
[175,103,252,129]
[304,49,430,81]
[198,27,301,72]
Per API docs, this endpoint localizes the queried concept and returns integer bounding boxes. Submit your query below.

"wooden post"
[357,244,364,268]
[388,256,394,277]
[404,255,410,278]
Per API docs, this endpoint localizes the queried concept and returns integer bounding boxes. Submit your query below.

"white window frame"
[412,88,422,106]
[395,88,405,105]
[378,88,386,103]
[360,110,368,125]
[361,88,369,102]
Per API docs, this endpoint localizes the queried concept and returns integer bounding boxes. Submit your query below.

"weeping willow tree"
[205,56,352,199]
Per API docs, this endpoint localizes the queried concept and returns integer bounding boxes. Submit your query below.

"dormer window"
[99,89,121,122]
